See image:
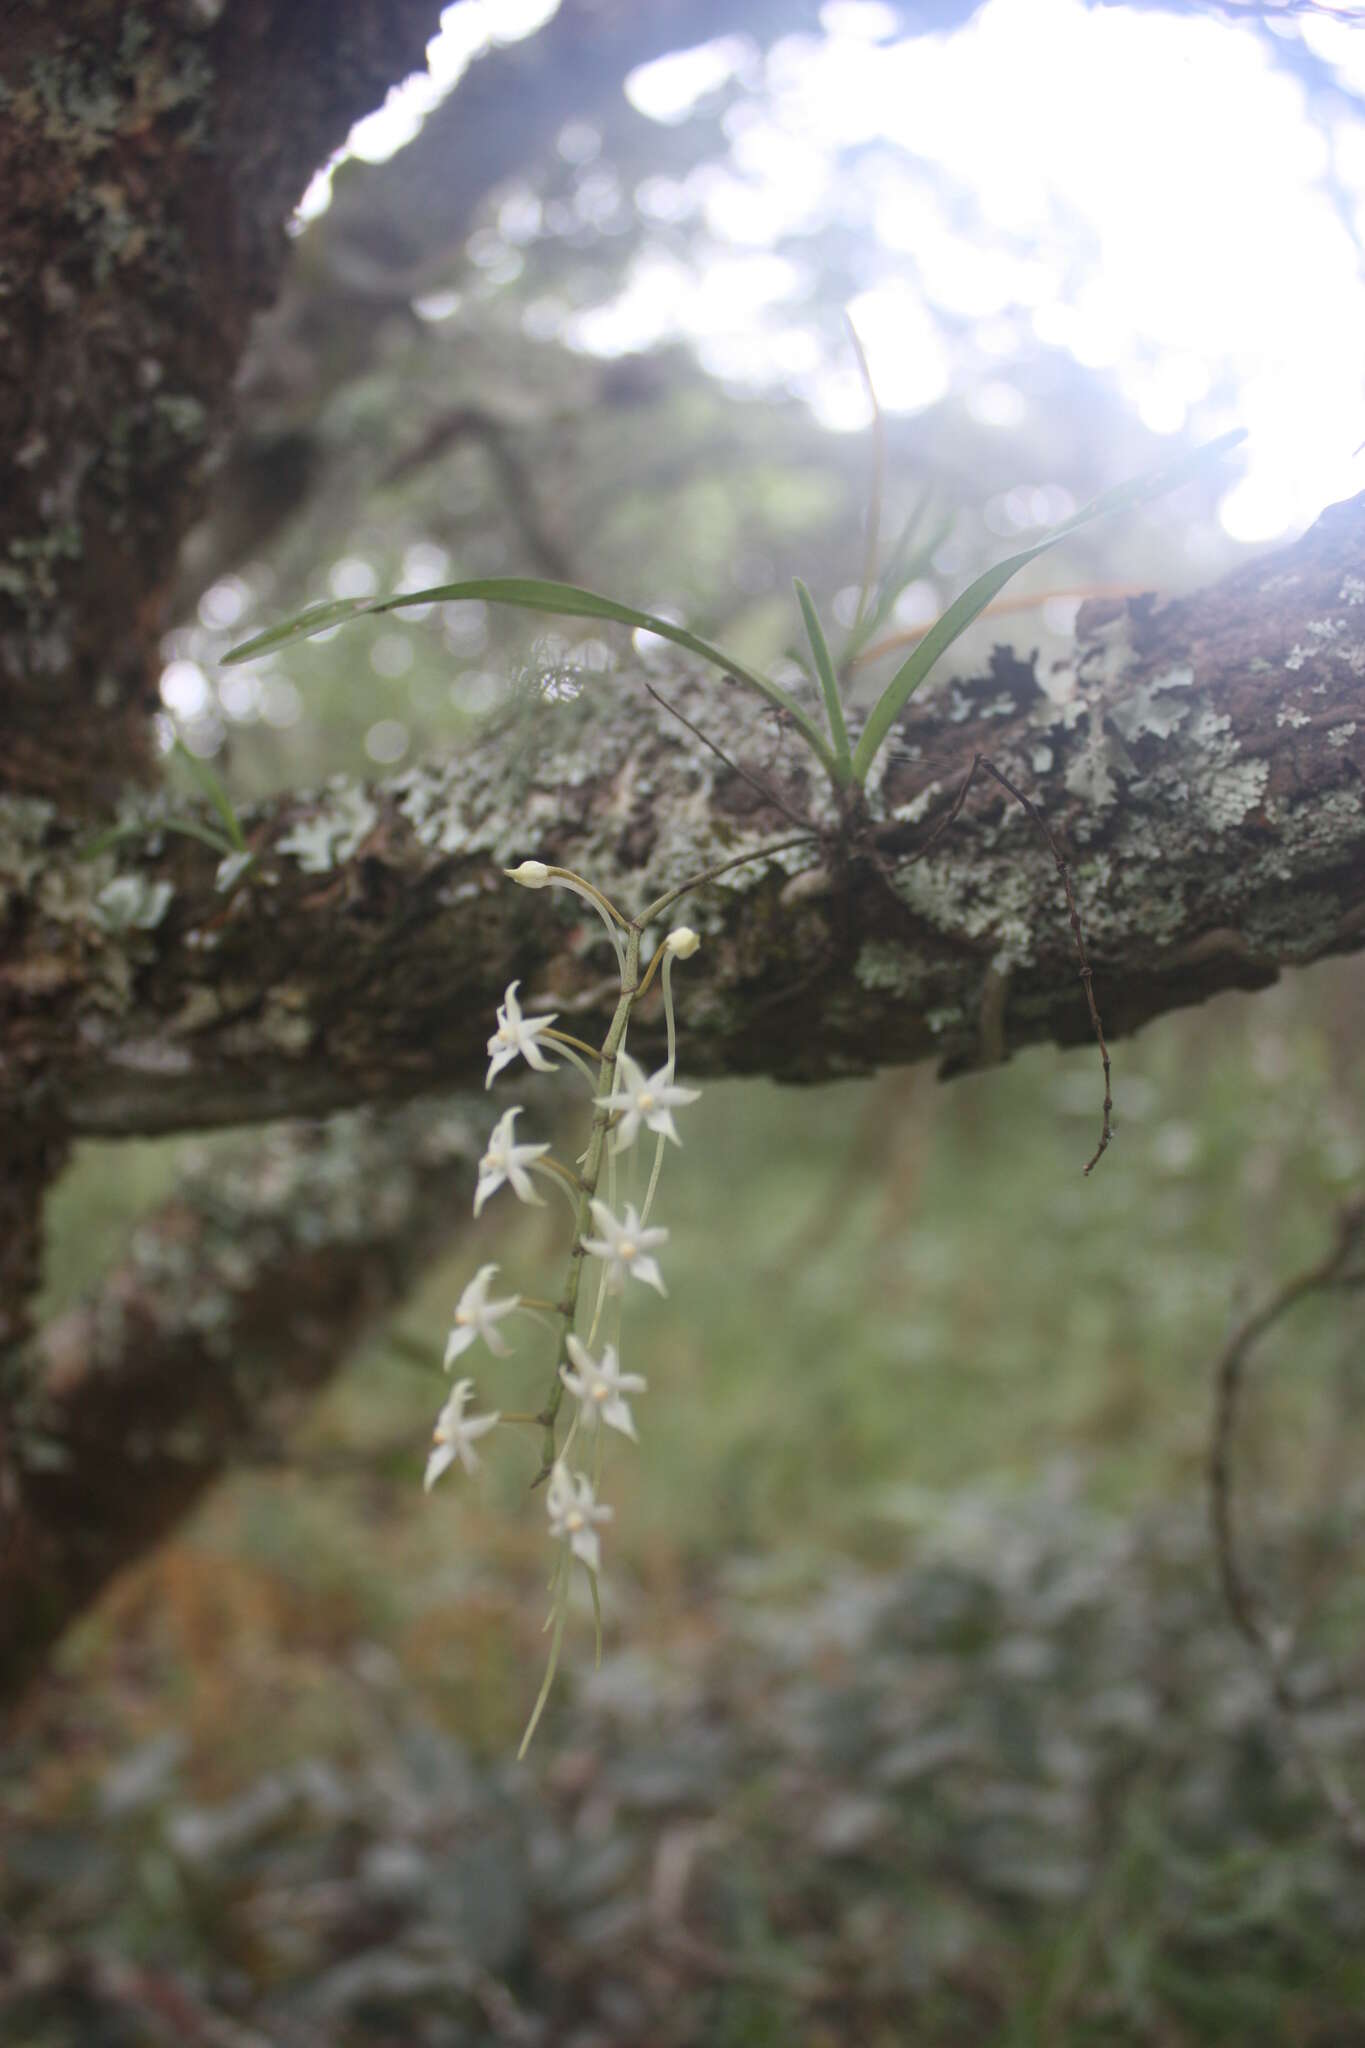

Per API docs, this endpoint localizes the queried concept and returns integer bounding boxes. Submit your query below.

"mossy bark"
[2,492,1362,1145]
[0,0,439,811]
[0,1105,475,1703]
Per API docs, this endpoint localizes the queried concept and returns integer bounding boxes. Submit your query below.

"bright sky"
[297,0,1365,545]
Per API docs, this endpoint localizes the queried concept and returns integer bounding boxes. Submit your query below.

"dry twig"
[1208,1198,1365,1854]
[901,752,1113,1173]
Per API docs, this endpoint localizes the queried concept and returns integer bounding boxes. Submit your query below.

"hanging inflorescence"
[423,857,702,1754]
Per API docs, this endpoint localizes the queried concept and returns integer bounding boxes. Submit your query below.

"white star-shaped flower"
[485,980,559,1088]
[596,1051,701,1152]
[424,1378,500,1491]
[444,1263,520,1367]
[580,1199,668,1296]
[561,1334,647,1440]
[473,1106,549,1217]
[546,1462,613,1573]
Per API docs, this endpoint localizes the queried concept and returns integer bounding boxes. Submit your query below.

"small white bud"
[665,926,700,958]
[505,860,550,888]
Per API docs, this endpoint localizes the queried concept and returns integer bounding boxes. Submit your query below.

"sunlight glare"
[294,0,561,225]
[611,0,1365,537]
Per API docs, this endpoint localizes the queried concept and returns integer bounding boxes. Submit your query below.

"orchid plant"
[415,853,722,1753]
[224,434,1243,803]
[222,416,1247,1743]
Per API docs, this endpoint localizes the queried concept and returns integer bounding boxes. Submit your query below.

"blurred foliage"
[11,958,1364,2042]
[162,2,1261,794]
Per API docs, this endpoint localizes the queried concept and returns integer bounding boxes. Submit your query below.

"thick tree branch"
[0,0,440,809]
[0,1102,475,1702]
[3,493,1362,1139]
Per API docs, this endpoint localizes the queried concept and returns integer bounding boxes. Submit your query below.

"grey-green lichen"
[854,940,922,996]
[386,666,827,938]
[18,16,214,155]
[151,393,206,442]
[1108,665,1194,745]
[93,873,174,933]
[261,987,315,1055]
[1190,752,1268,832]
[276,782,378,872]
[0,525,83,613]
[1285,618,1346,672]
[0,795,56,908]
[892,850,1038,966]
[924,1003,966,1037]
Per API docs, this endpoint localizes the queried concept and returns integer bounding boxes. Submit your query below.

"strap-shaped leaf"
[850,430,1245,782]
[225,576,838,777]
[793,578,853,783]
[839,495,953,673]
[82,816,238,861]
[170,739,248,852]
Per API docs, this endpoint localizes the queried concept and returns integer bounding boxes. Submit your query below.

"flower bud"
[665,926,700,958]
[505,859,550,889]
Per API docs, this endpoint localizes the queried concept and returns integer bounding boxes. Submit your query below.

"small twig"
[903,752,1112,1174]
[645,680,813,831]
[383,405,574,582]
[638,834,819,929]
[1208,1198,1365,1856]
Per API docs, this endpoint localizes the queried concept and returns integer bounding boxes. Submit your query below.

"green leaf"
[840,499,954,671]
[793,578,853,783]
[850,430,1245,782]
[222,597,371,658]
[171,739,247,852]
[81,816,237,862]
[224,575,839,778]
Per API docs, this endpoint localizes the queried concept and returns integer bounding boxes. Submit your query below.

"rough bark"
[3,491,1362,1141]
[0,0,440,812]
[0,1103,475,1701]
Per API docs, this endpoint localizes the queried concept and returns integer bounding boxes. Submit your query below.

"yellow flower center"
[639,1091,655,1111]
[620,1240,637,1261]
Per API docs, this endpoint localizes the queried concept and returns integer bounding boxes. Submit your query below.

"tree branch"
[0,1102,476,1704]
[1208,1198,1365,1855]
[3,493,1362,1139]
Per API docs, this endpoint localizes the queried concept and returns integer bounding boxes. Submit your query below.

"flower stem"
[543,868,629,930]
[638,833,816,928]
[519,1557,569,1759]
[544,1027,606,1062]
[534,923,643,1481]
